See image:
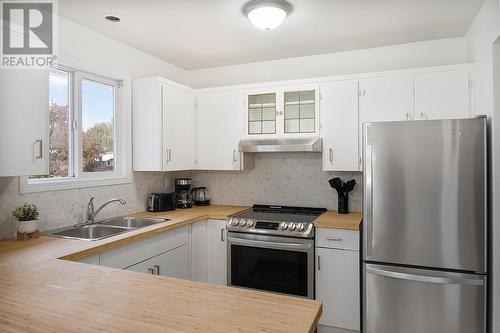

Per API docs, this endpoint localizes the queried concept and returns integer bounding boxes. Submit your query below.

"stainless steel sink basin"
[100,216,167,228]
[51,225,130,241]
[46,216,169,241]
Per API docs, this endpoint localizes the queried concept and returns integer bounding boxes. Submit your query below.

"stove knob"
[247,220,255,227]
[288,223,296,231]
[296,223,306,232]
[232,219,240,226]
[241,219,249,227]
[280,222,288,230]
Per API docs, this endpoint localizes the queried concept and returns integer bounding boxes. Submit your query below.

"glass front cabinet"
[245,85,320,138]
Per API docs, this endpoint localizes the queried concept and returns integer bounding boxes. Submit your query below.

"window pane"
[82,79,115,173]
[34,69,71,179]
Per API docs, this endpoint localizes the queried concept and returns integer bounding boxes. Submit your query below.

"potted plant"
[12,203,40,234]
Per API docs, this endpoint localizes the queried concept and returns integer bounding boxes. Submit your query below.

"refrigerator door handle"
[364,144,374,256]
[366,266,484,286]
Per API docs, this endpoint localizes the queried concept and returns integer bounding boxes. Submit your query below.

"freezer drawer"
[363,118,487,272]
[363,264,486,333]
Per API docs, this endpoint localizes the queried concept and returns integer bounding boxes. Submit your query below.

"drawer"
[316,228,359,251]
[100,226,189,269]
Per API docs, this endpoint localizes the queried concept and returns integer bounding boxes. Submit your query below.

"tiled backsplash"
[185,153,362,211]
[0,172,165,240]
[0,154,362,240]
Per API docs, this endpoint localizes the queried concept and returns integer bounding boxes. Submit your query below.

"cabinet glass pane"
[300,119,315,133]
[285,119,300,133]
[285,105,299,119]
[262,107,275,121]
[284,90,316,134]
[248,93,276,135]
[300,103,315,119]
[249,121,262,134]
[249,109,261,121]
[262,121,276,134]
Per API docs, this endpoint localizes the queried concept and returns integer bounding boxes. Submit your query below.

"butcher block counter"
[314,211,362,230]
[0,205,322,333]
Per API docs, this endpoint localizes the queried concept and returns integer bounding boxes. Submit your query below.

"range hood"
[238,138,323,153]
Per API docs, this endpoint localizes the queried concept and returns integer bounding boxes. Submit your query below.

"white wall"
[185,38,468,88]
[0,18,183,239]
[465,1,500,332]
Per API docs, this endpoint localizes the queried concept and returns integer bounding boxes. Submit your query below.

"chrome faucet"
[85,197,126,225]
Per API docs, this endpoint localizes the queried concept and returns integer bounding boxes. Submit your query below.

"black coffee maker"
[175,178,193,208]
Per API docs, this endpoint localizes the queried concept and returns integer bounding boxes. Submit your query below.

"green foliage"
[82,121,114,172]
[12,203,39,221]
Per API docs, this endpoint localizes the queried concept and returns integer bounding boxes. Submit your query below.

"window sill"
[19,174,132,194]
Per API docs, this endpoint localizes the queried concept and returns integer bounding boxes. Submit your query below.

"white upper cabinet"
[244,85,320,138]
[414,70,472,120]
[197,89,250,170]
[359,76,414,124]
[133,77,196,171]
[320,80,360,172]
[0,69,49,177]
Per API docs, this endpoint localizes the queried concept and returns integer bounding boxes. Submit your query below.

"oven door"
[227,232,314,298]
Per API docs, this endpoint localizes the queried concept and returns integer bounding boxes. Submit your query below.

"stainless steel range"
[226,204,326,299]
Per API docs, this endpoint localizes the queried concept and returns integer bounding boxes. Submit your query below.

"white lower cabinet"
[206,219,227,285]
[100,226,191,278]
[126,244,190,279]
[77,220,228,285]
[316,228,360,332]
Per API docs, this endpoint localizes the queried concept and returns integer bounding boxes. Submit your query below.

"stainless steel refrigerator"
[362,117,487,333]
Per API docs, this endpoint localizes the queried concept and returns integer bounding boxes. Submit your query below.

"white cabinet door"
[206,219,227,285]
[126,244,191,280]
[316,247,360,331]
[414,71,472,120]
[163,83,196,171]
[320,81,359,171]
[133,78,164,171]
[132,77,195,172]
[197,89,246,170]
[191,220,207,282]
[359,76,414,124]
[0,69,49,176]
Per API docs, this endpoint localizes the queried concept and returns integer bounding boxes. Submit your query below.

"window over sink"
[20,66,129,193]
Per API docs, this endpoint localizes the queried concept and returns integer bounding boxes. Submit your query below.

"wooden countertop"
[0,205,322,333]
[314,211,363,230]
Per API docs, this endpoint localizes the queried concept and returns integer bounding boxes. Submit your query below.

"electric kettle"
[191,187,210,206]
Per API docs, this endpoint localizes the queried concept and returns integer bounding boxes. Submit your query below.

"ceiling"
[59,0,484,70]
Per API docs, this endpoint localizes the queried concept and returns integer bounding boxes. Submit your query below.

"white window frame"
[20,65,130,193]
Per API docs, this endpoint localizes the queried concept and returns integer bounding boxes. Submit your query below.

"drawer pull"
[148,268,154,275]
[153,265,160,275]
[327,237,343,241]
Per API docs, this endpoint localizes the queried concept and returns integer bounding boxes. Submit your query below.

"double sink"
[48,216,169,241]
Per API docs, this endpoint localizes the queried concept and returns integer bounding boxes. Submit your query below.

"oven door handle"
[227,236,313,251]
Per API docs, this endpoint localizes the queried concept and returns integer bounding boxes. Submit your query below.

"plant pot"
[17,220,39,234]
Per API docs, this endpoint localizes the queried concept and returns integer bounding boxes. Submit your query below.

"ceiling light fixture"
[105,15,120,22]
[243,0,292,31]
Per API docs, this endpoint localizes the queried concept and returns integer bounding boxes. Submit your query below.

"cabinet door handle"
[35,139,43,159]
[166,149,172,162]
[327,237,343,241]
[233,150,237,162]
[220,228,225,242]
[317,255,321,271]
[420,112,427,120]
[153,265,160,275]
[148,268,154,275]
[406,113,412,121]
[329,148,333,162]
